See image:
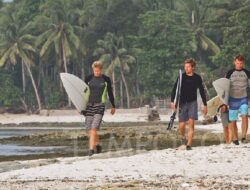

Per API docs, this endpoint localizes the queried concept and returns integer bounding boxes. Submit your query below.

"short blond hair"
[92,61,103,69]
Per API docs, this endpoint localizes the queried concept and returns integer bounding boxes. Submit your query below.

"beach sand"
[0,144,249,189]
[0,109,249,189]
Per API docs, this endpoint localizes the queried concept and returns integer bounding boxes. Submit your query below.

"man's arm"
[198,76,207,106]
[226,69,233,79]
[106,77,115,108]
[244,69,250,79]
[105,76,116,115]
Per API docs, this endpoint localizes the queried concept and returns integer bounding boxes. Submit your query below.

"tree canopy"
[0,0,249,112]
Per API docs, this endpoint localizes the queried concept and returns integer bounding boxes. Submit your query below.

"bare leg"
[234,122,238,140]
[179,122,186,139]
[187,119,195,146]
[223,127,230,144]
[229,121,236,143]
[241,115,248,139]
[89,128,97,150]
[95,132,100,146]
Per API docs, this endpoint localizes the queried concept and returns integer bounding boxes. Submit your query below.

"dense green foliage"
[0,69,21,107]
[0,0,249,112]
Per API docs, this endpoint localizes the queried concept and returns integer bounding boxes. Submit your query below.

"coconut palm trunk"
[61,37,68,73]
[21,60,26,94]
[119,68,130,108]
[61,37,71,107]
[24,61,42,113]
[112,70,116,98]
[120,80,124,108]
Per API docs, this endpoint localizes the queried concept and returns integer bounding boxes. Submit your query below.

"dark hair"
[234,54,244,62]
[184,58,196,68]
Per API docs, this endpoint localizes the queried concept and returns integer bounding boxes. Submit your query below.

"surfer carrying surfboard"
[226,55,250,145]
[84,61,116,156]
[171,58,207,150]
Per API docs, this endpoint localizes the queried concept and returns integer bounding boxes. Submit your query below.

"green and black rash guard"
[85,74,115,108]
[171,73,207,106]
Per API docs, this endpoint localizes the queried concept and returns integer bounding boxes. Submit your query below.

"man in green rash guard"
[84,61,116,156]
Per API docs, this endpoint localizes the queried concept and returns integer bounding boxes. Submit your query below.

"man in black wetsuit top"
[84,61,116,156]
[171,58,207,150]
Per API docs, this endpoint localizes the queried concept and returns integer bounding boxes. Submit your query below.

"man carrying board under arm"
[171,58,207,150]
[226,55,250,145]
[84,61,116,156]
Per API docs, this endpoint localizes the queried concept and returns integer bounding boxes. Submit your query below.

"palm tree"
[177,0,220,60]
[35,0,83,106]
[37,0,81,73]
[133,0,175,11]
[94,32,135,108]
[0,4,41,112]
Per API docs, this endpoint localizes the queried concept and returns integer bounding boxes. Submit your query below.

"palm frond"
[0,47,12,67]
[36,29,54,47]
[200,34,220,54]
[22,42,37,53]
[63,36,72,57]
[40,31,57,56]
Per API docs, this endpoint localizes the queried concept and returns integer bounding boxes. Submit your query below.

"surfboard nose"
[60,73,67,79]
[60,72,89,112]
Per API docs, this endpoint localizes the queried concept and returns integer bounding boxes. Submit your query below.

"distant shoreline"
[0,108,158,125]
[0,109,238,134]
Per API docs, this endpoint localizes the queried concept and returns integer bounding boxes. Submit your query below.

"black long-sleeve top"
[171,73,207,106]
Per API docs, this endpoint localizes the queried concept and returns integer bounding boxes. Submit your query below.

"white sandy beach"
[0,143,249,189]
[0,109,151,125]
[0,109,249,189]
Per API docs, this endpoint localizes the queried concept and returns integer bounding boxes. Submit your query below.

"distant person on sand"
[226,55,250,145]
[218,104,230,144]
[171,58,207,150]
[84,61,116,156]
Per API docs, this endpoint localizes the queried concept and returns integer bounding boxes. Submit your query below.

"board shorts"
[229,97,248,121]
[85,103,105,130]
[179,101,198,122]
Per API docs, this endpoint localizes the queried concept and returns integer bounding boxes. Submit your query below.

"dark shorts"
[85,114,103,130]
[179,101,198,122]
[85,103,105,116]
[85,103,105,130]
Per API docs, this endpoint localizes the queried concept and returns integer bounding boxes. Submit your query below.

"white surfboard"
[167,70,182,130]
[60,73,90,112]
[175,69,182,117]
[212,78,230,104]
[207,95,223,117]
